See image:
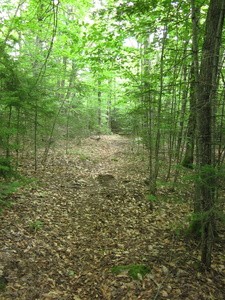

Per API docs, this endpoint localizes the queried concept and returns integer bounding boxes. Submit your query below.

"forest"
[0,0,225,299]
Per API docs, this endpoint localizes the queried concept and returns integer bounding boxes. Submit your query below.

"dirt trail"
[0,135,224,299]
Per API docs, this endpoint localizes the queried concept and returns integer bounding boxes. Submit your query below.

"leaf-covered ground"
[0,135,225,299]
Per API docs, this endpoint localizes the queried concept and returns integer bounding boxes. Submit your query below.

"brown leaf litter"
[0,135,224,299]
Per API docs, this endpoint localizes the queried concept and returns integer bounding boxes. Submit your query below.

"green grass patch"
[110,264,151,280]
[111,158,118,162]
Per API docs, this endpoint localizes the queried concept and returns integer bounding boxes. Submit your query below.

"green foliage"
[110,264,151,280]
[0,181,21,213]
[29,221,43,232]
[183,164,222,185]
[68,270,75,276]
[146,194,158,202]
[0,157,21,180]
[186,211,220,238]
[0,157,11,178]
[186,213,202,237]
[80,156,88,161]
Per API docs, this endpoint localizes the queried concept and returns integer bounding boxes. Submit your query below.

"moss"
[111,158,118,161]
[110,264,151,280]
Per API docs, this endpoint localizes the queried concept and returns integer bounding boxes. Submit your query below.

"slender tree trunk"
[182,65,197,169]
[217,87,225,165]
[65,110,70,155]
[97,49,102,134]
[175,54,188,160]
[107,80,112,131]
[149,26,167,195]
[6,106,12,159]
[15,107,20,169]
[182,0,200,170]
[173,63,190,187]
[98,81,101,131]
[34,101,38,171]
[140,37,153,192]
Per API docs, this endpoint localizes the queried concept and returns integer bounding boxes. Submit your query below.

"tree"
[195,0,225,269]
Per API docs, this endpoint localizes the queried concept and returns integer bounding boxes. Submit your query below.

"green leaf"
[68,270,75,276]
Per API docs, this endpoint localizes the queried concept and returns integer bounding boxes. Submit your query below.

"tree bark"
[182,0,200,170]
[196,0,225,269]
[148,26,167,195]
[182,65,196,170]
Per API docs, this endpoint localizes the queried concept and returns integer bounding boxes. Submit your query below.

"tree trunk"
[149,26,167,195]
[182,65,196,170]
[196,0,225,269]
[6,106,12,159]
[98,81,102,131]
[182,0,200,170]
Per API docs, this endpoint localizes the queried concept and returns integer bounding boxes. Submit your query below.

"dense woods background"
[0,0,225,277]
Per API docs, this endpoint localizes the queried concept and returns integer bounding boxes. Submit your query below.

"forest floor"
[0,135,225,300]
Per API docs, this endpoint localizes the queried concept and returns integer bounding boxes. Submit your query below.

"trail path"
[0,135,224,299]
